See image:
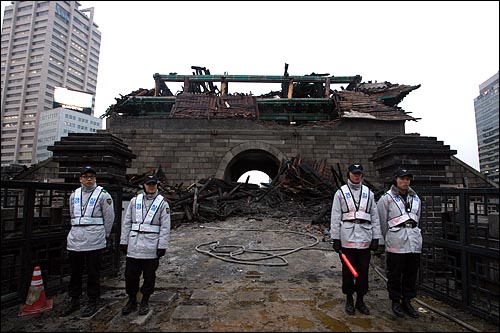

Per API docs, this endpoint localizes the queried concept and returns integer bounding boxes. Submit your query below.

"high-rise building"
[473,71,499,184]
[36,107,102,162]
[1,1,101,166]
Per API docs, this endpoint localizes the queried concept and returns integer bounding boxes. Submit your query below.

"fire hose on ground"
[196,224,483,332]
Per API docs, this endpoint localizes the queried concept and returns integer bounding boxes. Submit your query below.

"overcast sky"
[3,1,499,171]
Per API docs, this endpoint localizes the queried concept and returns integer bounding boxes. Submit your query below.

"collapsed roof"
[102,64,420,125]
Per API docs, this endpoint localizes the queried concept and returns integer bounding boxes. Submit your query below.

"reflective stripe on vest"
[131,223,161,233]
[132,193,164,234]
[71,186,104,225]
[340,184,371,221]
[387,192,420,228]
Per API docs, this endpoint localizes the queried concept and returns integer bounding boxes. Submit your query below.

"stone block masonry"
[106,117,404,189]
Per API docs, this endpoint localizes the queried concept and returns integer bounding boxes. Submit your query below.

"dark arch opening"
[225,149,281,183]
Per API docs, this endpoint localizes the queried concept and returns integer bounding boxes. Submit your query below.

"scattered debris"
[128,155,381,228]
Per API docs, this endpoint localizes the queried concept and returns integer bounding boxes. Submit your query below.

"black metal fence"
[1,181,499,323]
[0,180,123,309]
[419,188,499,323]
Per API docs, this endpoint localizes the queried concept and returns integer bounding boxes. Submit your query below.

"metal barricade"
[1,180,122,309]
[418,188,499,323]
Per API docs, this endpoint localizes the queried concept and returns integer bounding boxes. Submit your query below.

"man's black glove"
[370,239,379,251]
[332,239,341,253]
[120,244,128,255]
[157,248,166,258]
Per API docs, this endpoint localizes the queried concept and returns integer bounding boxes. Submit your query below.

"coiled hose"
[196,224,319,266]
[196,224,483,331]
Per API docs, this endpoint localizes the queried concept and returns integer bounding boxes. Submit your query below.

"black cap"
[394,167,413,178]
[348,163,363,174]
[144,175,158,185]
[80,166,97,175]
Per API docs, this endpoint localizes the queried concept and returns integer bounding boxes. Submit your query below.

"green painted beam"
[154,73,361,84]
[256,98,334,104]
[120,96,335,105]
[120,96,177,105]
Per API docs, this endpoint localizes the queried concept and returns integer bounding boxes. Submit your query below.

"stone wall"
[9,117,496,191]
[447,156,498,188]
[105,116,405,188]
[371,134,497,190]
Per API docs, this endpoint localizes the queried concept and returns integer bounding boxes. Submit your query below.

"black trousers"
[125,257,159,298]
[341,247,371,297]
[386,252,420,301]
[68,249,101,299]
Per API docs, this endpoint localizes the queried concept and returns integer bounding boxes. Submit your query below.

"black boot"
[355,295,370,315]
[402,298,419,318]
[345,294,355,315]
[122,296,138,315]
[81,297,98,317]
[392,300,405,317]
[60,297,80,317]
[138,294,150,315]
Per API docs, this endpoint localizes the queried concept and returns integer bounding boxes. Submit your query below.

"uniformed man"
[61,166,115,317]
[120,174,171,316]
[331,163,382,315]
[377,167,422,318]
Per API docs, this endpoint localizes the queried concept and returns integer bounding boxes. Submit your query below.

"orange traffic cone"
[18,266,53,317]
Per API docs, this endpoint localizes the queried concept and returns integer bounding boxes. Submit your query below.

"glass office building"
[473,72,499,184]
[1,1,101,166]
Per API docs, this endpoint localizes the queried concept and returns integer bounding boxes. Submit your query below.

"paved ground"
[1,216,498,332]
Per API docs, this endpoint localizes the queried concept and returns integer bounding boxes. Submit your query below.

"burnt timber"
[103,64,420,124]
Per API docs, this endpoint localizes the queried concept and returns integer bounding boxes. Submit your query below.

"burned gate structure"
[102,66,492,191]
[104,66,422,189]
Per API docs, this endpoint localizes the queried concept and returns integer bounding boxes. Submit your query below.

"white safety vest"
[340,184,371,221]
[131,193,164,233]
[71,186,104,226]
[387,193,420,228]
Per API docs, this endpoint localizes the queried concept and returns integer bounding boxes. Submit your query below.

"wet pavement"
[1,216,498,332]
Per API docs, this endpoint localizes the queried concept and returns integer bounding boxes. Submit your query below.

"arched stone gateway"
[215,141,287,182]
[105,117,405,189]
[101,71,420,188]
[104,116,496,190]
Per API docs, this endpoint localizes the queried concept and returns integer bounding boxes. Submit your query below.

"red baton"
[340,251,358,278]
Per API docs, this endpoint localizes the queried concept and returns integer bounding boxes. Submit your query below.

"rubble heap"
[132,155,382,228]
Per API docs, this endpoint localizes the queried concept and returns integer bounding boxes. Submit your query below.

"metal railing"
[418,188,499,323]
[0,180,123,309]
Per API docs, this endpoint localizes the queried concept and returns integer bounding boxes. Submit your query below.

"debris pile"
[133,156,381,228]
[102,64,420,125]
